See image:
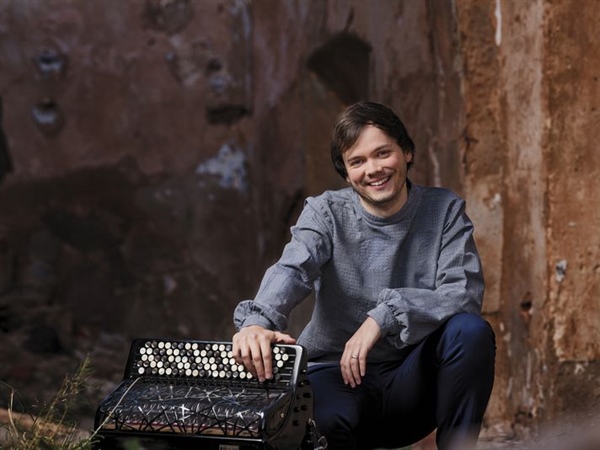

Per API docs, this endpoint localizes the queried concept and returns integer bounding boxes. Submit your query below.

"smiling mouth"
[368,176,391,187]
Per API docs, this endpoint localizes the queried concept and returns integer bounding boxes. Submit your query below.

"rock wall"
[0,0,598,440]
[455,0,600,438]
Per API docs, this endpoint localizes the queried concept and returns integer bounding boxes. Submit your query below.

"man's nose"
[365,158,382,175]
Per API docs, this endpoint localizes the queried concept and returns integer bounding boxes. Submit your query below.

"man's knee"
[439,313,496,367]
[445,313,495,345]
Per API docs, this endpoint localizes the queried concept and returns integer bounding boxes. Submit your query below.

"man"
[232,102,495,449]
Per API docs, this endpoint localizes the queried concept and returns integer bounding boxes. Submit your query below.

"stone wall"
[0,0,598,440]
[455,0,600,438]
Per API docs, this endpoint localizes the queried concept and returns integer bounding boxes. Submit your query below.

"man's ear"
[404,151,413,163]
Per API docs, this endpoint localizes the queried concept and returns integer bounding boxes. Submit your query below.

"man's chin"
[360,193,396,208]
[365,190,395,204]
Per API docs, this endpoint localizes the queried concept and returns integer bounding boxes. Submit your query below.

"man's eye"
[348,160,362,167]
[378,150,391,158]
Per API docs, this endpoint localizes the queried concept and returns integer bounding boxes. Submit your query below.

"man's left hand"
[340,317,381,388]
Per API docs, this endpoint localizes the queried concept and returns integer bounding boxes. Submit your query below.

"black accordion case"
[93,339,317,450]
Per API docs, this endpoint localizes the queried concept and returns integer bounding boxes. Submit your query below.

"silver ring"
[351,355,358,359]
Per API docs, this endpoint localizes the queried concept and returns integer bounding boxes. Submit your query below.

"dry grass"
[0,357,94,450]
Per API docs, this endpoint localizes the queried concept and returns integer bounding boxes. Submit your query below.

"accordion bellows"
[93,339,314,450]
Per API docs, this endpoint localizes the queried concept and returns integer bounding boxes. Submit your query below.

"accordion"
[93,339,317,450]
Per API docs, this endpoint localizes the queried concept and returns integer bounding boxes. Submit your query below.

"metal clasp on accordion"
[93,339,315,450]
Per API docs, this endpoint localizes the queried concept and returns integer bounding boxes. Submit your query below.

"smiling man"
[342,123,412,217]
[232,102,496,450]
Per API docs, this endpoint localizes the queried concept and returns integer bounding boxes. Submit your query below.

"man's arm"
[368,199,484,349]
[232,198,332,379]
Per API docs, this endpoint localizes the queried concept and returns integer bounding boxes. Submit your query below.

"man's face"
[343,125,413,218]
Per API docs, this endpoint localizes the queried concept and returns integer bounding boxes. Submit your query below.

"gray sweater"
[234,182,484,363]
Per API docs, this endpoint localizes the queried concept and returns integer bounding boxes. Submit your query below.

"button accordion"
[93,339,317,450]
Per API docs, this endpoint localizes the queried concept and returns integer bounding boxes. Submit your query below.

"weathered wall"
[542,0,600,422]
[0,0,261,343]
[0,0,444,418]
[0,0,598,441]
[455,0,600,439]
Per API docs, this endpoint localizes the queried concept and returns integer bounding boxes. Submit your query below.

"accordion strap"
[303,418,328,450]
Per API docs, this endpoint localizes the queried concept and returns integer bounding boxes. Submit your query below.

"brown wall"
[0,0,598,439]
[455,0,600,437]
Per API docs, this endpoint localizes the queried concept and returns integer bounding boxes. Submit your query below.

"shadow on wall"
[0,98,13,184]
[307,33,371,105]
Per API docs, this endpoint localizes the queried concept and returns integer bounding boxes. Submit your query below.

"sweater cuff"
[237,315,275,331]
[233,300,281,331]
[368,301,401,337]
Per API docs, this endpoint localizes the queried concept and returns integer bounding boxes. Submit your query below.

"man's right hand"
[232,325,296,382]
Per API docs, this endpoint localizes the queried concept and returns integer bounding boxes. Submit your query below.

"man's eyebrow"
[372,144,392,152]
[345,142,392,160]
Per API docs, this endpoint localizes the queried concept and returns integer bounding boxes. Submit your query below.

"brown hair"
[330,102,415,179]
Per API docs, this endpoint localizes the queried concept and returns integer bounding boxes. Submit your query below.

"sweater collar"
[352,179,422,225]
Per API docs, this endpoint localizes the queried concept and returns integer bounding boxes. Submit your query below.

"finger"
[358,352,366,377]
[248,339,266,381]
[232,334,244,365]
[341,357,351,386]
[274,332,296,344]
[239,345,258,378]
[341,351,359,387]
[259,338,273,381]
[233,334,253,372]
[350,353,362,386]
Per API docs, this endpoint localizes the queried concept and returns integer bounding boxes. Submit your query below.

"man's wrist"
[367,303,399,337]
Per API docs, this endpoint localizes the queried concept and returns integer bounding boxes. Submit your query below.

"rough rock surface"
[0,0,598,445]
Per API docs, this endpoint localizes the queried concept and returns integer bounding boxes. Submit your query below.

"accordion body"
[93,339,315,450]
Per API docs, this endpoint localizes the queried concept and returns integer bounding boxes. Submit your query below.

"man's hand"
[340,317,381,388]
[232,325,296,382]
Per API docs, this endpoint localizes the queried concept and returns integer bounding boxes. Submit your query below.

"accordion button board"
[93,339,314,450]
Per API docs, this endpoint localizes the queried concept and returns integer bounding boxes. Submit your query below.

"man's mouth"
[368,176,391,187]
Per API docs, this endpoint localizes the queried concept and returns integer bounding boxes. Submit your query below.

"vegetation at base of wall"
[0,357,96,450]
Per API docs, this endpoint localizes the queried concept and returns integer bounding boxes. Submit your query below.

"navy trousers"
[307,313,496,450]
